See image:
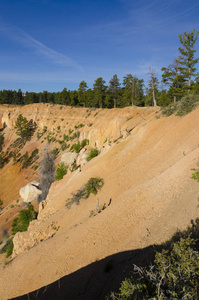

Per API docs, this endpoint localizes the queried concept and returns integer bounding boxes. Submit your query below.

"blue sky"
[0,0,199,92]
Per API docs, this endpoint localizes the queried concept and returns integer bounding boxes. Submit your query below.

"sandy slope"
[0,105,199,299]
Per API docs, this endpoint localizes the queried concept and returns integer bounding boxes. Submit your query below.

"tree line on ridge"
[0,30,199,109]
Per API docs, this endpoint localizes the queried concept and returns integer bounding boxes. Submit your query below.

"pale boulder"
[19,181,42,203]
[61,152,78,165]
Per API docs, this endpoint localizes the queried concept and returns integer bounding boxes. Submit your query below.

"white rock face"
[19,181,42,203]
[2,110,12,128]
[76,151,89,166]
[61,152,78,165]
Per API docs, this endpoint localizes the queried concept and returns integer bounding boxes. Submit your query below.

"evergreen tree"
[93,77,106,108]
[86,88,96,107]
[14,114,31,142]
[161,58,186,103]
[178,29,199,86]
[69,90,78,106]
[123,74,144,106]
[78,80,88,107]
[109,74,120,108]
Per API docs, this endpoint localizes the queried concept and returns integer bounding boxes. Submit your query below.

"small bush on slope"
[5,238,14,258]
[11,204,37,235]
[55,162,68,180]
[86,148,98,161]
[66,177,104,208]
[84,177,104,198]
[162,93,199,116]
[107,236,199,299]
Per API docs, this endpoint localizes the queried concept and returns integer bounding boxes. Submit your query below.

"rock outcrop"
[19,181,42,203]
[61,152,78,165]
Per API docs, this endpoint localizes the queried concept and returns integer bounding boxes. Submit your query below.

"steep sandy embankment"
[0,104,199,299]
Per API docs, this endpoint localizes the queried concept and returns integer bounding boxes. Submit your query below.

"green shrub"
[71,163,78,172]
[70,131,80,140]
[55,162,68,180]
[84,177,104,198]
[61,142,68,151]
[81,139,89,148]
[0,133,4,152]
[70,141,81,153]
[66,177,104,208]
[11,204,37,235]
[87,148,99,161]
[75,123,84,129]
[0,199,3,209]
[5,238,14,257]
[176,94,199,116]
[162,94,199,117]
[51,148,59,158]
[108,237,199,299]
[63,134,69,141]
[192,171,199,182]
[20,151,30,169]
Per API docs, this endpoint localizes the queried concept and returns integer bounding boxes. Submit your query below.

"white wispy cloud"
[0,20,83,71]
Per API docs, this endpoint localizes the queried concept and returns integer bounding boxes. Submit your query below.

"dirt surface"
[0,105,199,299]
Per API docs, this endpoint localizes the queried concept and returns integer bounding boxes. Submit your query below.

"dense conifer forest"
[1,30,199,109]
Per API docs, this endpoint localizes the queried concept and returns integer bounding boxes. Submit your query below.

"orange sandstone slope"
[0,105,199,299]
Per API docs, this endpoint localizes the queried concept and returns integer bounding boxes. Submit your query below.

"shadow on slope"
[10,246,156,300]
[11,218,199,300]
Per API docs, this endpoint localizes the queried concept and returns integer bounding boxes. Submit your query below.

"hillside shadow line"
[10,244,157,300]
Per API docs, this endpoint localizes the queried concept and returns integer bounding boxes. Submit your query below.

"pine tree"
[123,74,144,106]
[93,77,106,108]
[109,74,120,108]
[78,80,88,107]
[161,58,186,103]
[178,30,199,86]
[14,114,31,142]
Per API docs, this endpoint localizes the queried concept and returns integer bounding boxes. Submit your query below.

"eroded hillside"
[0,104,199,299]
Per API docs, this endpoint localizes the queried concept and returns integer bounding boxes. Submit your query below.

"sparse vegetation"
[192,169,199,182]
[0,133,4,152]
[70,141,81,153]
[75,123,84,129]
[162,94,199,116]
[51,147,59,158]
[14,114,36,142]
[108,236,199,299]
[70,139,89,153]
[0,199,3,210]
[84,177,104,198]
[81,138,89,148]
[66,177,104,208]
[55,162,68,180]
[71,163,78,172]
[87,148,98,161]
[11,204,37,235]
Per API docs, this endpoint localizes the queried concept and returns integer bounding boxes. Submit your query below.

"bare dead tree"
[148,67,157,107]
[38,144,55,203]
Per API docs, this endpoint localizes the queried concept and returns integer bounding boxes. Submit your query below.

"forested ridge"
[1,30,199,109]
